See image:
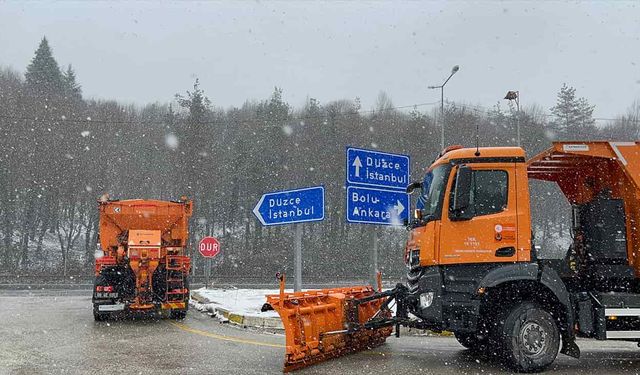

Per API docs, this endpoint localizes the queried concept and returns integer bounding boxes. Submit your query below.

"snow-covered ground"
[194,287,282,318]
[194,286,398,318]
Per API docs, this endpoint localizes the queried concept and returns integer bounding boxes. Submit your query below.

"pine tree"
[549,83,596,139]
[62,64,82,100]
[175,78,211,195]
[24,37,64,96]
[258,87,290,126]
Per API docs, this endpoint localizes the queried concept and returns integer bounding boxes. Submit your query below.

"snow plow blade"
[265,285,393,372]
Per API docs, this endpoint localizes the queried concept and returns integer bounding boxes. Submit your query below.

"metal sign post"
[294,224,303,292]
[345,147,410,288]
[371,231,379,289]
[253,186,325,292]
[207,258,212,288]
[199,236,221,289]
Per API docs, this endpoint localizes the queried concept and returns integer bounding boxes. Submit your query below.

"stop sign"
[198,237,220,258]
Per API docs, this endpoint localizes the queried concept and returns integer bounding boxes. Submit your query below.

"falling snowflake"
[282,125,293,136]
[165,133,179,149]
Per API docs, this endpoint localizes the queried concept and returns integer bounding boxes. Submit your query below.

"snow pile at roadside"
[189,298,230,322]
[194,287,282,318]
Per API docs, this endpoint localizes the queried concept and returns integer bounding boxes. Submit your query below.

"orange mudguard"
[266,285,393,372]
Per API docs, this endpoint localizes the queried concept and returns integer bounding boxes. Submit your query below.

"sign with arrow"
[346,186,409,225]
[345,146,410,226]
[253,186,325,226]
[346,147,410,190]
[344,147,410,287]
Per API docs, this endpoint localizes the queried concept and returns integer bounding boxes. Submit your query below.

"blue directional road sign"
[346,147,410,190]
[253,186,325,226]
[346,186,409,226]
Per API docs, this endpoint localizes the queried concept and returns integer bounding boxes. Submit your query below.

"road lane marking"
[170,322,406,355]
[169,321,285,348]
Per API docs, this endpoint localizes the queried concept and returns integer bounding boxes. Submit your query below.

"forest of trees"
[1,37,639,282]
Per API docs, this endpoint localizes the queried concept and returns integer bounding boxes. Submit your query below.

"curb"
[190,290,284,330]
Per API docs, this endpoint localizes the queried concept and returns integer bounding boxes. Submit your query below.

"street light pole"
[504,90,520,147]
[429,65,460,151]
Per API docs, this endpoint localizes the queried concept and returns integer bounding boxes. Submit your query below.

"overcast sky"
[1,1,639,120]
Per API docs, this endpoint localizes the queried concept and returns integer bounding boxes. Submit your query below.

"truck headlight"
[409,249,420,266]
[419,292,434,308]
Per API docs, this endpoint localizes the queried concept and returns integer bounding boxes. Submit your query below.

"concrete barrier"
[190,290,284,330]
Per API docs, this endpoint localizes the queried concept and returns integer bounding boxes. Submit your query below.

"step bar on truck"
[604,308,640,339]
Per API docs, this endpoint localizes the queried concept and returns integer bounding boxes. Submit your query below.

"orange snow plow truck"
[92,197,192,321]
[265,141,640,372]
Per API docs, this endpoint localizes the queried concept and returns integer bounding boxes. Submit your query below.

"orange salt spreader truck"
[265,141,640,372]
[92,197,192,321]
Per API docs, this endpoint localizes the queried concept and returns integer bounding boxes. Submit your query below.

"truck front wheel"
[498,302,560,372]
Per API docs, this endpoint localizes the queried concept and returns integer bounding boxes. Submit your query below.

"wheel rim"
[520,321,547,356]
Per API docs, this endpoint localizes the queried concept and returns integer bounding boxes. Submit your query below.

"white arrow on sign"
[394,200,405,215]
[252,195,267,226]
[353,156,362,177]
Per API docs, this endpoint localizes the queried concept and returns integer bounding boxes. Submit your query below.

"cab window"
[450,169,508,217]
[419,165,451,219]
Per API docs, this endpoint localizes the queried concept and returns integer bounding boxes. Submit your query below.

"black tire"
[170,309,187,320]
[497,302,560,372]
[152,266,168,302]
[93,306,109,322]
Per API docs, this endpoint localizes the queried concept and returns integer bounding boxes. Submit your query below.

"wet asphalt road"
[2,290,640,374]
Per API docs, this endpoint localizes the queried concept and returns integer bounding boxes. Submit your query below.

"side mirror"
[452,165,472,212]
[406,181,422,194]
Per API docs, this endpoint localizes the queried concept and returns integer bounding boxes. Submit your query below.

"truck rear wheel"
[93,306,109,322]
[497,302,560,372]
[170,309,187,320]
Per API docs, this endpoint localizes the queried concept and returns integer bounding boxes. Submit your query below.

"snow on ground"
[195,287,283,318]
[195,287,399,318]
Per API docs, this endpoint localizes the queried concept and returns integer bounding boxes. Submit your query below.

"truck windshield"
[419,165,451,218]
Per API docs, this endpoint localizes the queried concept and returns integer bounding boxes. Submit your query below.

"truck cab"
[405,141,640,372]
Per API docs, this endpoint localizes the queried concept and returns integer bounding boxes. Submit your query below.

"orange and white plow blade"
[266,286,393,372]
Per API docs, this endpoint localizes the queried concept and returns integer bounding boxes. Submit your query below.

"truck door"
[438,162,519,264]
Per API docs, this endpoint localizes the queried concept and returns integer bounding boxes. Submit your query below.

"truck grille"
[406,267,424,292]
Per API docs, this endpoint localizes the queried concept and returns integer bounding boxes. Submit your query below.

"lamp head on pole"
[504,90,518,100]
[451,65,460,75]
